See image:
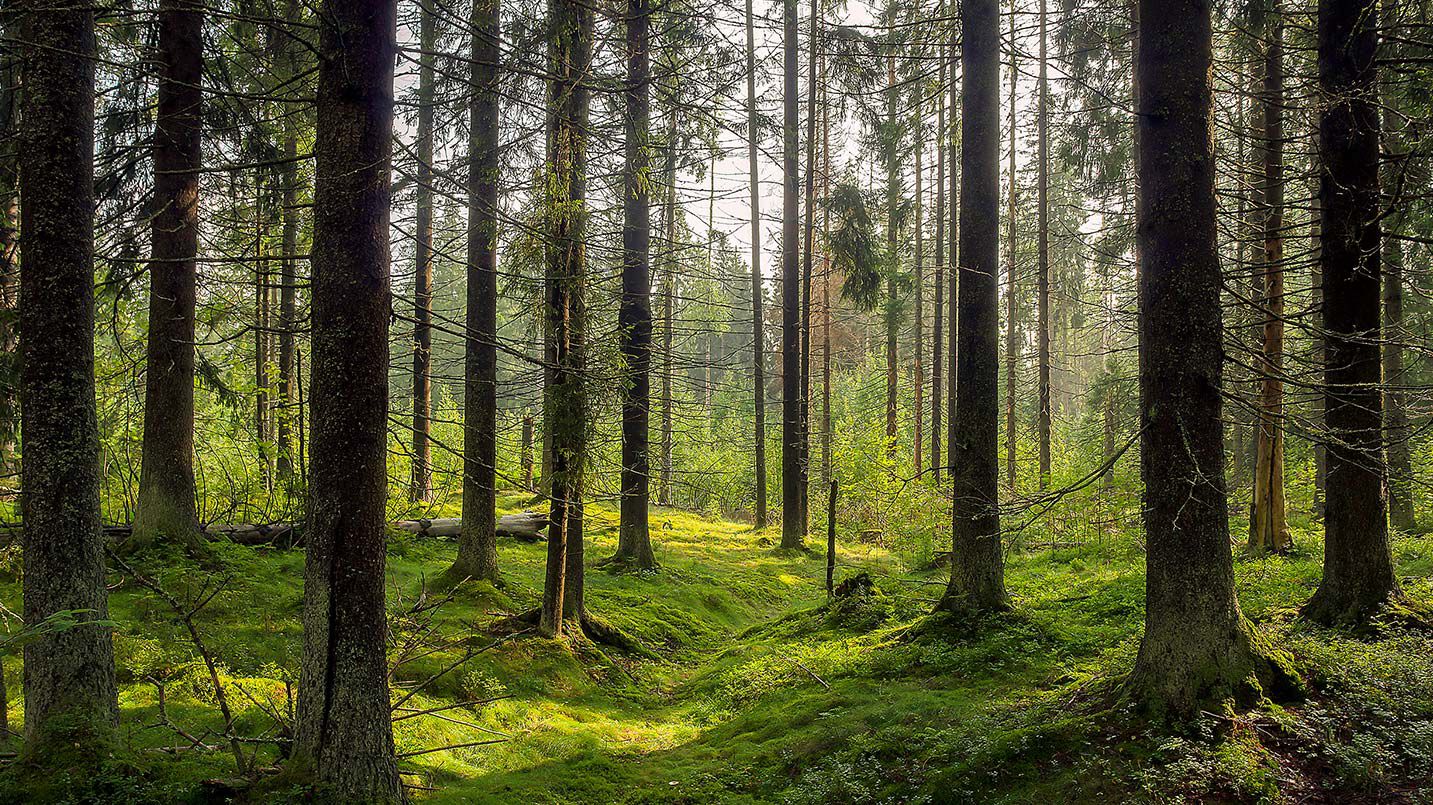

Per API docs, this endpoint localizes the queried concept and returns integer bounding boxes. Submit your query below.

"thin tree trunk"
[1036,0,1051,487]
[134,0,203,551]
[821,80,832,487]
[276,0,301,483]
[410,2,436,504]
[932,45,945,482]
[451,0,501,584]
[256,180,271,488]
[0,25,14,493]
[746,0,767,528]
[884,54,898,460]
[293,0,401,796]
[780,0,803,550]
[539,0,592,637]
[1311,188,1325,518]
[658,105,676,508]
[799,0,818,535]
[1004,2,1017,493]
[1250,2,1290,553]
[1127,0,1296,717]
[615,0,656,567]
[946,16,958,478]
[1303,0,1401,626]
[939,0,1008,614]
[1381,48,1414,534]
[914,98,924,474]
[17,0,120,745]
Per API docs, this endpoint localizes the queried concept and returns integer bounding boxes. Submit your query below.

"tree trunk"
[946,17,958,478]
[821,80,832,487]
[615,0,656,568]
[276,0,301,483]
[0,18,15,492]
[799,0,818,536]
[133,0,203,551]
[16,0,120,746]
[293,0,401,796]
[779,0,803,550]
[1127,0,1296,718]
[746,0,767,529]
[540,0,592,637]
[1036,0,1051,488]
[410,1,435,504]
[1310,187,1325,518]
[1004,3,1017,494]
[939,0,1008,615]
[255,181,271,487]
[521,412,534,489]
[451,0,502,584]
[932,47,945,482]
[1249,3,1290,553]
[884,55,898,460]
[658,105,676,509]
[914,95,924,474]
[1382,76,1414,534]
[1303,0,1401,626]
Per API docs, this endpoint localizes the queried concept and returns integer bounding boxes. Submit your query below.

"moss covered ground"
[2,494,1431,803]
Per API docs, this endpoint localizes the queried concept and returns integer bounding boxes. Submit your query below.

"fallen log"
[392,512,548,542]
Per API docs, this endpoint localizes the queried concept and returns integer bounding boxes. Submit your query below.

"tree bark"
[946,17,958,478]
[1303,0,1402,626]
[658,105,676,509]
[1249,2,1291,553]
[1127,0,1296,717]
[615,0,656,568]
[746,0,767,529]
[932,45,945,482]
[884,55,898,460]
[0,14,16,491]
[939,0,1008,615]
[276,0,301,483]
[780,0,803,550]
[1004,3,1017,493]
[540,0,592,637]
[16,0,120,746]
[410,0,436,504]
[799,0,818,535]
[914,101,924,475]
[1036,0,1051,488]
[1381,61,1414,534]
[133,0,203,551]
[293,0,401,796]
[451,0,502,584]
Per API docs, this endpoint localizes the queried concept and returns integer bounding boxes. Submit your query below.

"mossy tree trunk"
[614,0,656,569]
[540,0,592,638]
[16,0,120,746]
[452,0,502,584]
[133,0,203,552]
[1127,0,1297,718]
[1303,0,1402,626]
[292,0,401,797]
[939,0,1008,615]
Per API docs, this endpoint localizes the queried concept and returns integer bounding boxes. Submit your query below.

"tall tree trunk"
[780,0,804,550]
[1381,49,1414,534]
[884,55,898,460]
[1036,0,1051,487]
[746,0,767,528]
[946,15,958,477]
[1003,2,1017,493]
[451,0,502,584]
[821,81,832,487]
[410,2,435,503]
[1303,0,1401,626]
[17,0,120,746]
[539,0,591,637]
[134,0,203,551]
[1127,0,1295,717]
[615,0,656,567]
[293,0,401,796]
[932,46,945,482]
[799,0,818,535]
[276,0,301,484]
[1310,188,1325,518]
[0,22,15,493]
[914,98,924,474]
[939,0,1008,614]
[1250,2,1290,553]
[658,105,676,508]
[256,182,271,487]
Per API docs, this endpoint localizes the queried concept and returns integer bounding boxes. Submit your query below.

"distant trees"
[1126,0,1296,717]
[293,0,401,795]
[16,0,120,746]
[940,0,1008,615]
[133,0,203,551]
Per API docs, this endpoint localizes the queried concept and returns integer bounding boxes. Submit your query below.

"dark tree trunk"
[133,0,203,551]
[276,0,301,483]
[0,18,16,489]
[540,0,592,637]
[939,0,1008,614]
[914,103,924,474]
[1127,0,1296,717]
[1310,190,1325,518]
[255,183,271,486]
[658,107,675,509]
[292,0,401,796]
[799,0,818,535]
[1303,0,1402,626]
[16,0,120,746]
[615,0,656,568]
[1250,2,1291,553]
[410,1,435,504]
[779,0,803,550]
[1036,0,1051,487]
[931,47,944,482]
[1004,7,1017,493]
[451,0,501,584]
[745,0,767,529]
[946,17,958,477]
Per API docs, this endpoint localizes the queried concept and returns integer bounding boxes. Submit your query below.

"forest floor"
[2,494,1432,803]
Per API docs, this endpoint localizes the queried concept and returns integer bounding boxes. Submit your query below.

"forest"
[0,0,1431,800]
